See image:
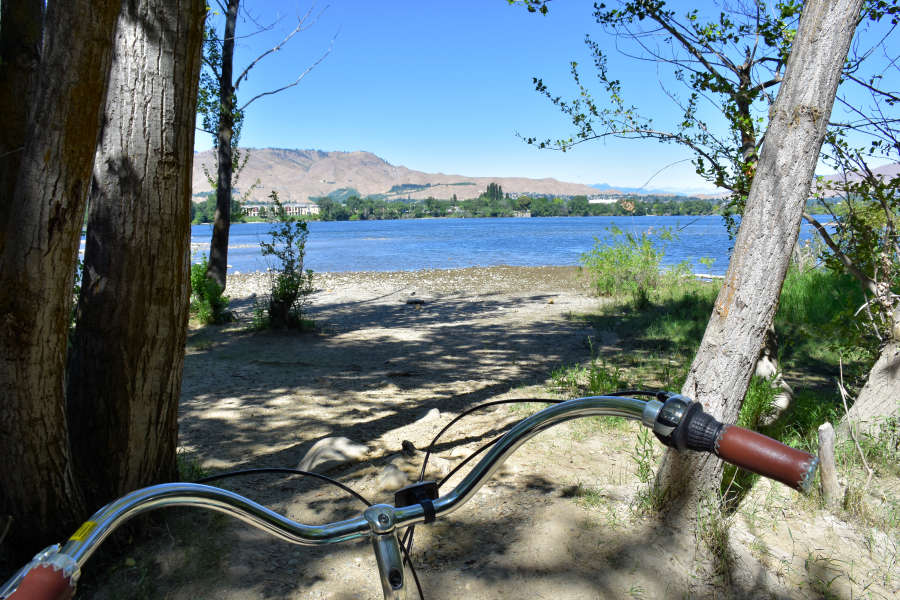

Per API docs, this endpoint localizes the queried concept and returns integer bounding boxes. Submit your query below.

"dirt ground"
[76,266,898,599]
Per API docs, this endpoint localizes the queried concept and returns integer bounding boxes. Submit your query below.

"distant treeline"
[310,185,721,221]
[190,184,724,224]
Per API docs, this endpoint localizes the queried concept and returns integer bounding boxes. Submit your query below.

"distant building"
[242,202,320,217]
[588,195,619,204]
[284,203,320,216]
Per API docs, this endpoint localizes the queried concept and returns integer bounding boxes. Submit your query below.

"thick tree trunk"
[840,341,899,438]
[0,0,121,552]
[0,1,42,257]
[654,0,864,528]
[67,0,206,509]
[205,0,240,290]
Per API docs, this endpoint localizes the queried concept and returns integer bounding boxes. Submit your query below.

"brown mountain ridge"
[191,147,614,204]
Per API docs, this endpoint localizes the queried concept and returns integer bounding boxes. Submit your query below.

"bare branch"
[635,158,694,191]
[748,74,784,96]
[844,72,900,104]
[239,34,334,110]
[235,5,324,89]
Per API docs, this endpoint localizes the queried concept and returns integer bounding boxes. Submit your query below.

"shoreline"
[224,264,594,301]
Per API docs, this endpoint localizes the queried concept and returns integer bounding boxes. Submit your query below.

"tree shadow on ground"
[74,284,834,599]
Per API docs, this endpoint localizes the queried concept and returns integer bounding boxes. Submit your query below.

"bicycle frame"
[1,394,818,600]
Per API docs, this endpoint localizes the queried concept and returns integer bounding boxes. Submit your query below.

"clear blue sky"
[195,0,894,193]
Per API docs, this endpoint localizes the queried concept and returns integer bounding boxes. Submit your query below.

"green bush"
[580,226,681,308]
[775,264,872,382]
[190,256,230,324]
[258,192,315,329]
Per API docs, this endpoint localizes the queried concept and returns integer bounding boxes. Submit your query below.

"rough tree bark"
[0,0,122,550]
[654,0,865,526]
[205,0,240,290]
[66,0,206,509]
[0,1,42,257]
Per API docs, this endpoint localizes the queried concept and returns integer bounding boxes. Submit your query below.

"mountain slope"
[191,148,612,203]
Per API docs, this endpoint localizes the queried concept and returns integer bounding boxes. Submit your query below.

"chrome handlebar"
[66,396,660,568]
[2,393,820,599]
[1,395,663,599]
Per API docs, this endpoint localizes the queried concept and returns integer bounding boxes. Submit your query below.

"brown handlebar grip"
[5,566,74,600]
[716,425,819,493]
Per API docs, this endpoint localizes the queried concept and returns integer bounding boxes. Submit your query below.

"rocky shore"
[224,264,594,302]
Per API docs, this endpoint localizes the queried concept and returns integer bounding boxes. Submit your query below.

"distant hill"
[590,182,724,197]
[592,161,900,199]
[818,162,899,187]
[805,162,899,197]
[192,148,613,204]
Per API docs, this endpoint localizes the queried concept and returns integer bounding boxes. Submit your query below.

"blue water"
[189,216,826,276]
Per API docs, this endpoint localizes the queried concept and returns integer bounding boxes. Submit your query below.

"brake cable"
[403,391,660,567]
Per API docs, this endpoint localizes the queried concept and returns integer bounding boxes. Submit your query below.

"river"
[189,215,827,276]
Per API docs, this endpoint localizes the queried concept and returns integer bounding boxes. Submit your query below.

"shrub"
[258,191,315,329]
[190,256,230,324]
[580,226,678,308]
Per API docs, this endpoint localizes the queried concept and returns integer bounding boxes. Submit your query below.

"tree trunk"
[654,0,864,528]
[0,1,43,257]
[67,0,206,510]
[0,0,121,553]
[840,341,899,438]
[205,0,240,290]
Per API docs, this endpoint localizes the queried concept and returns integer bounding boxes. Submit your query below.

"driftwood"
[817,422,841,508]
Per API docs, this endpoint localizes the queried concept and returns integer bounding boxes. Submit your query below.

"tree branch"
[536,126,735,191]
[748,74,784,96]
[239,34,334,111]
[844,72,900,104]
[235,5,320,89]
[654,13,736,81]
[802,211,878,295]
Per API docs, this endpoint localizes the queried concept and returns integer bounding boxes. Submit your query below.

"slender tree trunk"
[206,0,240,290]
[0,0,121,553]
[654,0,864,527]
[840,341,899,437]
[0,1,43,257]
[67,0,206,509]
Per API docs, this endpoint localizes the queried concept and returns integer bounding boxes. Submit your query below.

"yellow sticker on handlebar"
[69,521,98,542]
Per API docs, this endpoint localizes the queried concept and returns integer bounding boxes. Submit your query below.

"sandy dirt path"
[74,267,897,600]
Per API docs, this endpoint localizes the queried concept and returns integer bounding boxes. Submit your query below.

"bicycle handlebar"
[2,548,77,600]
[649,395,818,493]
[715,425,818,491]
[0,394,819,599]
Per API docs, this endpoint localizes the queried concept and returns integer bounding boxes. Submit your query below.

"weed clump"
[580,226,689,308]
[256,191,315,330]
[190,256,231,324]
